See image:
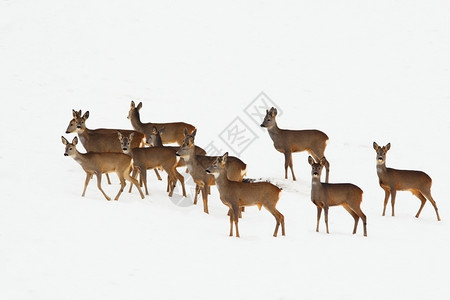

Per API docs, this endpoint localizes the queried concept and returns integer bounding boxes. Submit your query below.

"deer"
[206,153,285,238]
[261,107,330,183]
[176,129,247,214]
[147,126,207,194]
[146,126,207,169]
[118,132,186,197]
[308,156,367,236]
[65,110,163,183]
[373,142,440,221]
[127,101,196,145]
[61,136,145,201]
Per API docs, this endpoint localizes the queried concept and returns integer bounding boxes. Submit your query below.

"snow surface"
[1,0,450,299]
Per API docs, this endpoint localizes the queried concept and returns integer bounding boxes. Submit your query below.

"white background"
[1,1,449,299]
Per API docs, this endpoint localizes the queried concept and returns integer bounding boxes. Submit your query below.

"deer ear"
[117,131,122,139]
[159,127,165,134]
[83,111,89,120]
[151,126,158,134]
[130,132,135,140]
[137,102,143,110]
[386,143,391,151]
[308,156,314,165]
[61,136,68,145]
[72,136,78,145]
[373,142,379,150]
[130,100,135,108]
[191,129,197,138]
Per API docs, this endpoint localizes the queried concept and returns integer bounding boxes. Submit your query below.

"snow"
[1,0,449,299]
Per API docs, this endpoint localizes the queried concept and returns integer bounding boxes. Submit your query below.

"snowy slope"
[1,1,450,299]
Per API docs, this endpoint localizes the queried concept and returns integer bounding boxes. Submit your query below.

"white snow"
[1,0,449,299]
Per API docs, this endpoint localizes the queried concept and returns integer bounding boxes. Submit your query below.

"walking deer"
[206,153,285,238]
[127,101,196,145]
[65,110,162,183]
[61,136,145,201]
[373,142,440,221]
[308,156,367,236]
[261,107,330,182]
[176,129,247,214]
[118,132,186,197]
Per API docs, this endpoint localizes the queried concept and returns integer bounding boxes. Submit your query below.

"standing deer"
[147,126,207,194]
[118,132,186,197]
[65,110,162,183]
[261,107,330,182]
[61,136,145,201]
[176,129,247,214]
[147,126,207,168]
[206,153,285,238]
[127,101,196,145]
[373,142,440,221]
[308,156,367,236]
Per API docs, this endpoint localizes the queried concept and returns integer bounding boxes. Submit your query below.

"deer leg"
[128,168,138,193]
[201,185,209,214]
[193,184,200,205]
[174,169,186,197]
[421,190,441,221]
[324,205,330,234]
[105,173,112,185]
[154,169,162,181]
[382,188,390,216]
[124,168,144,199]
[316,206,322,232]
[343,204,360,234]
[267,206,285,237]
[95,173,111,201]
[390,189,397,217]
[232,204,240,238]
[350,205,367,237]
[114,174,126,201]
[82,173,92,197]
[229,212,234,237]
[140,168,149,196]
[413,191,427,219]
[284,152,296,181]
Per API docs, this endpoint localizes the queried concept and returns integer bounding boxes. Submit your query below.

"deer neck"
[311,177,324,200]
[130,110,144,132]
[72,149,87,166]
[76,127,89,146]
[153,135,163,147]
[266,122,282,141]
[376,161,387,176]
[213,168,230,190]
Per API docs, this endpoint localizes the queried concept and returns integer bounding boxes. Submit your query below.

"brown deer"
[146,126,207,169]
[127,101,196,145]
[373,142,440,221]
[308,156,367,236]
[62,136,145,201]
[176,129,247,214]
[206,153,285,238]
[65,110,162,183]
[147,126,207,194]
[118,132,186,197]
[261,107,330,182]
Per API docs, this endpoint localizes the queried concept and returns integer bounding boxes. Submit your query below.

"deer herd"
[62,101,441,238]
